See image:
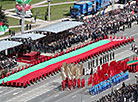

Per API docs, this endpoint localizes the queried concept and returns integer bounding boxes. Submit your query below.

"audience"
[0,53,17,70]
[95,83,138,102]
[34,3,138,53]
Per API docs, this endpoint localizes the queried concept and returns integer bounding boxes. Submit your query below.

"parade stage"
[0,37,133,87]
[18,51,45,64]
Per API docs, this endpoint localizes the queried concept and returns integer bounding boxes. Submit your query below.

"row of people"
[35,3,138,53]
[95,83,138,102]
[0,54,17,70]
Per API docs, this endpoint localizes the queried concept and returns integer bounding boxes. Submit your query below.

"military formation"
[84,51,115,75]
[131,43,138,54]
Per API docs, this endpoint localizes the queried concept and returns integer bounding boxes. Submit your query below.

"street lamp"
[48,0,51,21]
[111,0,114,11]
[21,0,25,34]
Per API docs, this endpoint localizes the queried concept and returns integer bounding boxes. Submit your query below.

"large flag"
[16,0,23,4]
[132,9,134,15]
[25,0,32,4]
[62,80,65,91]
[73,80,76,89]
[77,78,80,88]
[102,9,105,15]
[0,22,3,26]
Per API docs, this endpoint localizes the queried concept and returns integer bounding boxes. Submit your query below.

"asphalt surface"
[0,23,138,102]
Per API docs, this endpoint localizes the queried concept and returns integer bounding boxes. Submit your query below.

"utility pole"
[48,0,51,21]
[21,0,25,34]
[112,0,114,11]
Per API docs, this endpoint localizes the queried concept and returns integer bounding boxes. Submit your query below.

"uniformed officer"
[100,57,102,65]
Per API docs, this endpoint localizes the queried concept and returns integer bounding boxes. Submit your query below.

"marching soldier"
[100,57,102,65]
[102,55,104,63]
[96,57,98,66]
[110,52,112,60]
[112,51,115,59]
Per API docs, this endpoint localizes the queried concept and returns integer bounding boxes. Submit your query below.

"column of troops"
[84,51,115,75]
[131,44,138,54]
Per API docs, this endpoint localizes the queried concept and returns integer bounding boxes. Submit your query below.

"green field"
[0,27,21,38]
[32,4,73,21]
[0,0,44,10]
[45,0,77,4]
[7,17,30,26]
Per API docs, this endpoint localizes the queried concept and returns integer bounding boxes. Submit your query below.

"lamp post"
[48,0,51,21]
[111,0,114,11]
[21,0,25,34]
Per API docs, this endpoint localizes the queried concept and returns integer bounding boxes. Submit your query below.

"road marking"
[0,89,7,94]
[54,94,59,97]
[13,90,22,95]
[7,78,62,102]
[72,95,76,98]
[0,88,19,97]
[115,50,135,61]
[131,33,138,36]
[131,30,136,32]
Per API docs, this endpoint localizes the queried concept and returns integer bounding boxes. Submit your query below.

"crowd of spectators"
[0,54,17,70]
[8,37,33,55]
[34,3,138,53]
[96,83,138,102]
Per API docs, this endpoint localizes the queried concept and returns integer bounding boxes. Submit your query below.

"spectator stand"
[0,40,22,76]
[33,21,83,43]
[9,33,46,64]
[95,83,138,102]
[32,21,84,53]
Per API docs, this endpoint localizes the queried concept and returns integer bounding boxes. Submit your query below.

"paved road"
[0,23,137,102]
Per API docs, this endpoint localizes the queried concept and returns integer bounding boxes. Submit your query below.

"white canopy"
[0,40,22,52]
[11,33,46,40]
[35,21,84,33]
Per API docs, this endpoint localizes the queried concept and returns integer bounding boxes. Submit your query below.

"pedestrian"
[34,16,36,22]
[19,19,22,25]
[45,15,47,21]
[26,24,28,30]
[13,30,15,36]
[9,29,11,35]
[29,24,32,30]
[123,25,125,31]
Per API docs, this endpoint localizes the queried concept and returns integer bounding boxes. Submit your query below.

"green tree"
[0,5,8,27]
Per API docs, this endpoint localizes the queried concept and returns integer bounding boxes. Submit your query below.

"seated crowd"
[0,54,17,70]
[34,3,138,53]
[96,83,138,102]
[8,37,33,55]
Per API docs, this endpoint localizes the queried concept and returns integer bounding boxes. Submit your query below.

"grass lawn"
[0,0,44,10]
[48,0,77,4]
[7,17,31,26]
[32,3,73,21]
[0,27,21,38]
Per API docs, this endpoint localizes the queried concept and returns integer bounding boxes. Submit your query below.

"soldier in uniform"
[100,57,102,65]
[112,51,115,59]
[110,52,112,60]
